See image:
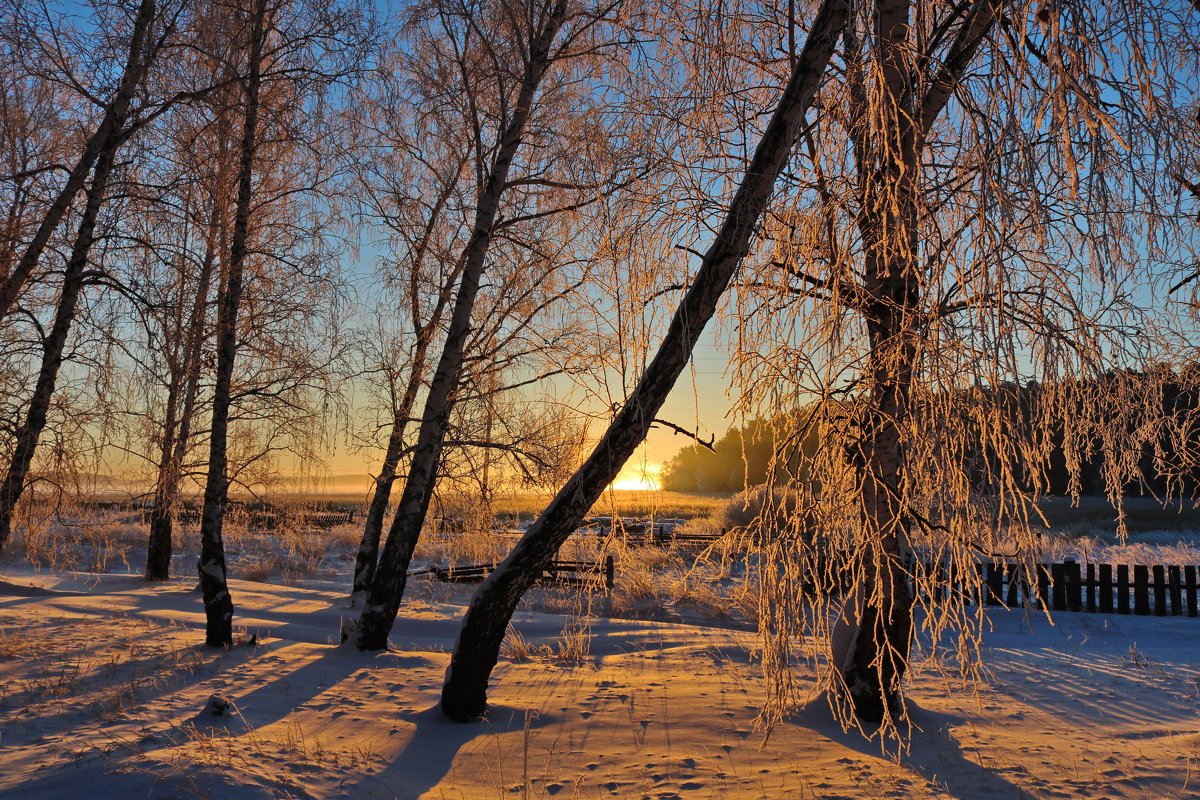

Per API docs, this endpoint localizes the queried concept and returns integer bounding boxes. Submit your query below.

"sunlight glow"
[609,463,662,491]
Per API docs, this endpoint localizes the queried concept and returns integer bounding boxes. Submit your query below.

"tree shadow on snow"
[790,694,1035,800]
[208,646,439,731]
[345,702,552,800]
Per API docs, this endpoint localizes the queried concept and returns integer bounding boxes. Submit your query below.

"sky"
[314,327,739,493]
[42,0,757,499]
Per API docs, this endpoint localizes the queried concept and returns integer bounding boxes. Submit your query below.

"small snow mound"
[188,693,251,734]
[338,617,360,647]
[204,693,234,717]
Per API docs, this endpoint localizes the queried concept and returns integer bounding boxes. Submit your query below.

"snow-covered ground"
[1,566,1198,799]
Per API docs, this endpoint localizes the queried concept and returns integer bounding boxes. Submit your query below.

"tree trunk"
[833,0,921,722]
[351,370,419,598]
[0,132,122,549]
[439,0,848,721]
[831,0,1000,723]
[146,203,220,580]
[354,0,569,650]
[0,0,156,322]
[198,0,265,647]
[146,377,184,581]
[351,192,461,599]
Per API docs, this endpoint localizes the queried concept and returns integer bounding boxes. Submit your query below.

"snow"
[1,566,1197,799]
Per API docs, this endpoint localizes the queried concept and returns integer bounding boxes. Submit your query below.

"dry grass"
[279,529,327,579]
[0,628,39,660]
[237,553,280,582]
[412,528,510,567]
[325,522,362,549]
[490,489,728,522]
[501,624,535,662]
[169,716,383,776]
[7,512,142,573]
[553,622,592,663]
[0,615,211,721]
[499,618,594,665]
[668,575,734,622]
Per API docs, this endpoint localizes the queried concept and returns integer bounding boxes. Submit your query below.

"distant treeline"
[661,370,1200,496]
[971,372,1200,497]
[660,417,819,493]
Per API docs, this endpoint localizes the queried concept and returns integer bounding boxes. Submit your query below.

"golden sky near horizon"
[310,334,737,492]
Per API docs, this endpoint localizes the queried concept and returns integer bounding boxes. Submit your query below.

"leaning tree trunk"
[0,133,122,549]
[197,0,265,647]
[146,203,220,580]
[439,0,848,721]
[354,0,569,650]
[351,369,420,599]
[0,0,156,322]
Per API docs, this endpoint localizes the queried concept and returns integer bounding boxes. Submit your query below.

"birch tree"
[195,0,367,645]
[353,0,647,649]
[440,0,848,721]
[0,0,166,551]
[195,0,268,645]
[346,48,468,597]
[111,86,235,581]
[728,0,1200,730]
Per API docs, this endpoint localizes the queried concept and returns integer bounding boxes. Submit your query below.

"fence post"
[604,554,615,590]
[1117,565,1131,614]
[1065,559,1082,612]
[985,563,1003,606]
[1037,564,1051,610]
[1186,566,1198,617]
[1085,563,1096,613]
[1133,565,1150,615]
[1167,565,1182,616]
[1098,564,1113,613]
[1152,565,1168,616]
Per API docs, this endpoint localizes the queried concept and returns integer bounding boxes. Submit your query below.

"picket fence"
[913,559,1199,617]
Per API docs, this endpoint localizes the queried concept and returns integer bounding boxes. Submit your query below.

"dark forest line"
[661,369,1200,498]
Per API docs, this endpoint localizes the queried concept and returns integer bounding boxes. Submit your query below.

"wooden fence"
[585,521,724,547]
[424,556,616,590]
[914,559,1200,617]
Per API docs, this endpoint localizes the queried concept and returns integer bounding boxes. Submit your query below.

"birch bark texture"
[198,0,269,647]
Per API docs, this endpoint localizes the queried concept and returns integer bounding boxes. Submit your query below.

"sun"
[609,463,662,491]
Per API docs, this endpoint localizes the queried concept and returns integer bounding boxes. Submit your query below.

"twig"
[651,418,716,451]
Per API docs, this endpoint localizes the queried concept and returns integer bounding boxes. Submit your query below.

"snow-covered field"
[2,496,1199,798]
[1,564,1198,799]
